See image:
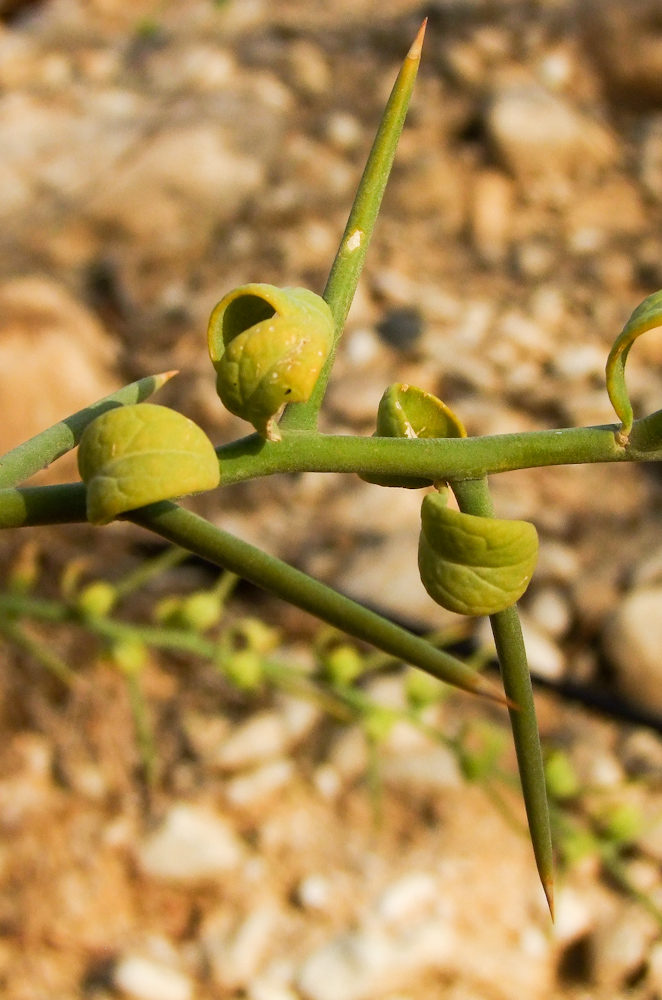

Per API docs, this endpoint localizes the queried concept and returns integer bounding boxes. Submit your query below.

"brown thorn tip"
[543,877,555,922]
[472,674,516,709]
[407,18,428,61]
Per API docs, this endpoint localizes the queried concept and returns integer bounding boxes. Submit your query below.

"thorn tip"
[543,877,555,921]
[407,18,428,61]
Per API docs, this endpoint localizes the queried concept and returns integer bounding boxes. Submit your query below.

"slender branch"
[280,21,427,432]
[0,615,76,685]
[0,371,177,489]
[125,501,507,704]
[215,423,631,486]
[451,476,554,918]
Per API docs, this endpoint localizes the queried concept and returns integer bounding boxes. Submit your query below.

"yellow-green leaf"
[78,404,220,525]
[207,283,334,440]
[418,491,538,615]
[361,384,466,488]
[606,288,662,440]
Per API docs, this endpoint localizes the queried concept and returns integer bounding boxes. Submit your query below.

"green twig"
[0,371,177,489]
[126,501,508,704]
[0,615,76,685]
[115,546,189,599]
[280,21,427,432]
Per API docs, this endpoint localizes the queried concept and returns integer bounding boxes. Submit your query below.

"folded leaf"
[361,383,466,488]
[418,491,538,615]
[208,283,334,441]
[78,404,220,525]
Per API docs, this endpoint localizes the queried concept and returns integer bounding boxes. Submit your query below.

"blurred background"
[4,0,662,997]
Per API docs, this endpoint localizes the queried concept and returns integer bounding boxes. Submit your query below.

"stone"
[603,587,662,713]
[381,747,463,798]
[114,955,193,1000]
[471,170,514,265]
[487,81,616,197]
[202,902,283,990]
[477,613,566,681]
[297,911,456,1000]
[137,804,245,885]
[88,123,264,246]
[526,587,572,640]
[553,888,594,946]
[0,276,119,483]
[213,711,290,772]
[591,904,657,988]
[225,759,295,808]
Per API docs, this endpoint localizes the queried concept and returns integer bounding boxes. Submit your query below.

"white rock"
[204,903,283,990]
[114,956,193,1000]
[591,905,658,988]
[248,978,299,1000]
[477,613,565,680]
[519,615,566,680]
[297,874,332,911]
[214,711,289,771]
[377,873,439,929]
[297,911,455,1000]
[527,587,572,640]
[604,587,662,712]
[137,804,244,885]
[225,759,295,808]
[89,124,264,242]
[553,888,594,945]
[381,747,463,797]
[487,82,616,192]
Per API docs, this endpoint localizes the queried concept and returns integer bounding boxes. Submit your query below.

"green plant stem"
[114,545,189,599]
[0,371,177,489]
[127,501,507,703]
[0,529,506,704]
[2,413,662,532]
[280,21,426,432]
[124,669,157,785]
[216,422,639,485]
[451,476,554,919]
[0,615,76,685]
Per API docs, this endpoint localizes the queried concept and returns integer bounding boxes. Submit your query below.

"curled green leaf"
[78,404,220,526]
[361,383,466,488]
[207,283,334,441]
[606,288,662,442]
[418,490,538,616]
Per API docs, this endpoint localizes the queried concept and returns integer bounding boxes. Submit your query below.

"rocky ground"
[4,0,662,996]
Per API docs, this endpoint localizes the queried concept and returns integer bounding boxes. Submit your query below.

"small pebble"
[114,956,193,1000]
[137,804,244,884]
[376,307,423,351]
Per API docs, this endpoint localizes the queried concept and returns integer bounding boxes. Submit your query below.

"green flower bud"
[77,403,220,526]
[207,283,334,441]
[222,649,263,691]
[110,638,148,676]
[179,591,223,632]
[77,580,117,619]
[418,490,538,616]
[361,384,466,489]
[324,644,364,686]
